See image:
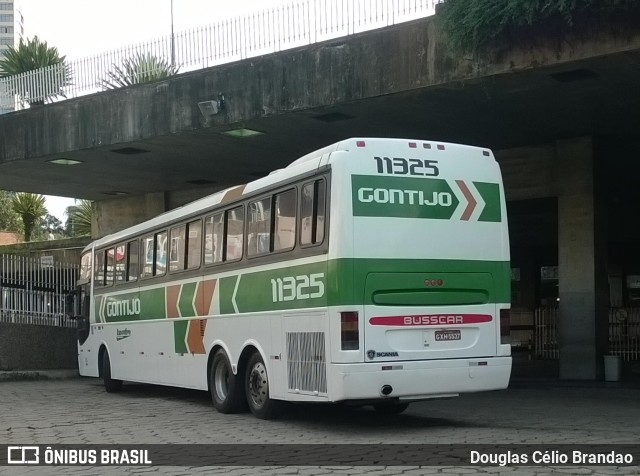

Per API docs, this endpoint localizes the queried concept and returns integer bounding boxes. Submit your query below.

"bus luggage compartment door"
[363,272,498,361]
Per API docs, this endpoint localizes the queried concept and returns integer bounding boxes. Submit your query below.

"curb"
[0,369,79,382]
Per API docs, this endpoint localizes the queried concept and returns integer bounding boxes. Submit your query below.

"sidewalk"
[510,351,640,388]
[0,368,78,382]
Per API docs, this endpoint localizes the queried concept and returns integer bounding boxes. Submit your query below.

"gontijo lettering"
[106,298,141,317]
[357,188,453,207]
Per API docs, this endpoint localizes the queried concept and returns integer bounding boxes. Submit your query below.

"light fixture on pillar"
[198,93,225,117]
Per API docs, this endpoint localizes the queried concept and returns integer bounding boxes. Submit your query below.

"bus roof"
[86,138,493,252]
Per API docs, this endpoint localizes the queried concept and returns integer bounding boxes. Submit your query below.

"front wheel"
[102,351,122,393]
[210,349,243,413]
[245,352,281,419]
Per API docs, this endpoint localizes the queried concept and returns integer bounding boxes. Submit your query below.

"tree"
[0,36,72,107]
[0,190,22,233]
[66,200,93,237]
[438,0,640,54]
[101,53,179,90]
[34,213,66,241]
[11,192,47,242]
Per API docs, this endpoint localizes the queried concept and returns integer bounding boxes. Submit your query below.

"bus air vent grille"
[286,332,327,394]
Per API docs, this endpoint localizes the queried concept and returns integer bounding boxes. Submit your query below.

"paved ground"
[1,375,639,475]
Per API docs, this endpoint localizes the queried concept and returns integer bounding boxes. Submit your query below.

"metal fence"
[609,307,640,361]
[0,0,442,110]
[531,306,640,361]
[0,254,79,328]
[533,307,559,360]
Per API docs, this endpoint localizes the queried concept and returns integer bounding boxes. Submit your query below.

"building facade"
[0,0,24,114]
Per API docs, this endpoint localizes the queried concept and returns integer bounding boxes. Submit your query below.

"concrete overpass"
[1,14,639,216]
[2,13,640,381]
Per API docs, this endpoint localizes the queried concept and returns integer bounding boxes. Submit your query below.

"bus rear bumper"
[329,356,512,402]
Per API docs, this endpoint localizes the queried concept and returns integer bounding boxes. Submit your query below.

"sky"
[17,0,289,221]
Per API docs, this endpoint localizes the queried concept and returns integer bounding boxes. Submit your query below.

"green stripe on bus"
[139,288,165,320]
[173,321,188,354]
[178,282,197,317]
[326,258,510,307]
[474,182,502,222]
[218,258,509,314]
[220,262,328,314]
[96,258,509,319]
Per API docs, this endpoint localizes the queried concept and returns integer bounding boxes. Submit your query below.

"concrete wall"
[0,237,91,264]
[2,15,639,164]
[93,193,166,238]
[0,324,77,370]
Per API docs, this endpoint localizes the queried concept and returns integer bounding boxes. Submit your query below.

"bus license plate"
[435,330,461,341]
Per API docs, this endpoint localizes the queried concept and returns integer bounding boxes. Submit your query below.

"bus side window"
[274,189,296,252]
[80,252,92,282]
[205,213,224,264]
[141,235,154,278]
[155,231,167,276]
[170,225,186,272]
[115,244,126,283]
[127,240,138,281]
[301,179,326,246]
[94,251,105,287]
[105,248,115,286]
[226,206,244,261]
[248,198,271,256]
[187,219,202,269]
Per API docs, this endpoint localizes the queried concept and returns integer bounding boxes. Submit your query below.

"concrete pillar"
[93,192,166,238]
[557,137,608,379]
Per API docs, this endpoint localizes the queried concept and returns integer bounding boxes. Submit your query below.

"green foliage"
[0,190,22,233]
[438,0,640,54]
[66,200,93,237]
[0,36,72,106]
[101,53,179,90]
[31,213,67,241]
[11,192,47,242]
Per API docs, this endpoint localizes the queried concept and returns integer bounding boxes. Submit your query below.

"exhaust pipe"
[380,385,393,397]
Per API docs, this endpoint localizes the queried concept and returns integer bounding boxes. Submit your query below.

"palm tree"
[0,36,72,107]
[0,190,22,233]
[11,192,47,242]
[66,200,93,237]
[101,53,179,90]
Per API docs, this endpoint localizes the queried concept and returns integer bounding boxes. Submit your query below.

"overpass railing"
[0,0,442,110]
[0,254,79,328]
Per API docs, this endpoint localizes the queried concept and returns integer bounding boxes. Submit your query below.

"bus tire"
[102,351,122,393]
[373,402,410,415]
[245,351,280,419]
[210,349,242,414]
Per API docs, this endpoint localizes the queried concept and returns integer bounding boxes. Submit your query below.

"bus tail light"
[341,312,359,350]
[500,309,511,345]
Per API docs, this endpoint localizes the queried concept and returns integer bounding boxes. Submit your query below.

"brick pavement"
[1,377,639,475]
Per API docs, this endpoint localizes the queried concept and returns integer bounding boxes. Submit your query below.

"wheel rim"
[214,359,229,401]
[248,361,268,409]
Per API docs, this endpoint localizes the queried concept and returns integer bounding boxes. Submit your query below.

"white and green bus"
[75,137,512,419]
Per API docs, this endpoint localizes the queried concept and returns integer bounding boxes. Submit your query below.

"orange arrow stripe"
[456,180,477,221]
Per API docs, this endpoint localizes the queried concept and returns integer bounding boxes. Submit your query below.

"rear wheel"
[102,351,122,393]
[210,349,242,413]
[245,352,280,419]
[373,402,410,415]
